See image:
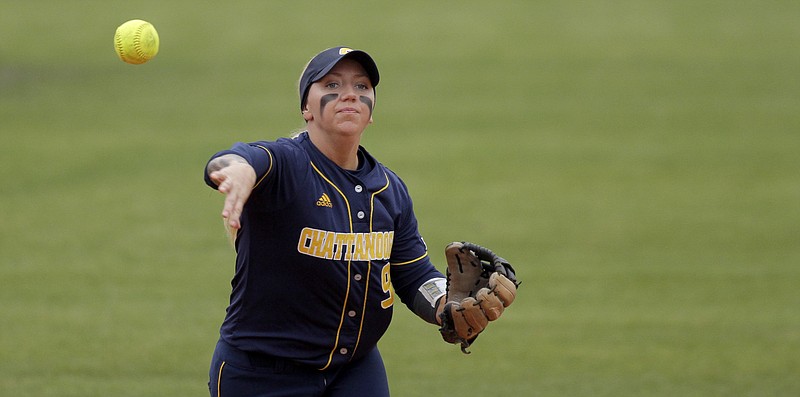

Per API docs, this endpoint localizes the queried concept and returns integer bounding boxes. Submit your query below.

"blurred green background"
[1,1,798,395]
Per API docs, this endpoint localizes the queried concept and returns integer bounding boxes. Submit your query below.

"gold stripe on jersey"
[391,251,429,266]
[352,171,393,359]
[310,161,353,371]
[253,145,274,189]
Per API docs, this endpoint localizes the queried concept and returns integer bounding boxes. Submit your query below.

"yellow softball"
[114,19,159,65]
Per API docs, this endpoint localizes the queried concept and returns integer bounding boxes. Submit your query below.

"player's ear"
[302,107,313,122]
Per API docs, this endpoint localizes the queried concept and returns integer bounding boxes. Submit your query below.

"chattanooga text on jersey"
[297,227,394,261]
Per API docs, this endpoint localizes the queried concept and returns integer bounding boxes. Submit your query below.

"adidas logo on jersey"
[316,193,333,208]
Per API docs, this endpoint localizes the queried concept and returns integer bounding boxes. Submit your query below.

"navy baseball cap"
[299,46,380,110]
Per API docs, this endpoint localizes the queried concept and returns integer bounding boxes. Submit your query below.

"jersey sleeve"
[204,138,311,213]
[386,176,445,311]
[387,176,429,266]
[203,141,275,190]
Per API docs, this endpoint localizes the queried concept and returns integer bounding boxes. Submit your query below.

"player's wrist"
[434,296,446,326]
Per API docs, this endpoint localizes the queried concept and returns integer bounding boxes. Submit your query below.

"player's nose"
[340,86,358,101]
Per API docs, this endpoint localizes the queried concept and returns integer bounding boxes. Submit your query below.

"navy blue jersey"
[204,132,443,370]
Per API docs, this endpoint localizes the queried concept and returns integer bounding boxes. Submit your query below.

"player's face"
[303,59,375,137]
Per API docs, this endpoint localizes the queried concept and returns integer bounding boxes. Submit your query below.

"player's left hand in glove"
[437,242,520,353]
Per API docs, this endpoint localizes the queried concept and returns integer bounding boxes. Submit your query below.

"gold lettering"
[343,234,355,261]
[353,235,360,260]
[309,228,325,256]
[375,232,385,259]
[364,232,375,261]
[297,228,395,261]
[320,231,335,259]
[385,232,394,258]
[334,233,346,261]
[297,227,313,255]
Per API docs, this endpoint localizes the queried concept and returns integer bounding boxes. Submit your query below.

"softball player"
[204,47,451,396]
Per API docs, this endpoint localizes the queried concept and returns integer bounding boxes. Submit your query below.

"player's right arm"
[206,154,256,230]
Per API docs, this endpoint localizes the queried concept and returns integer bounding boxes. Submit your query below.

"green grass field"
[2,1,798,395]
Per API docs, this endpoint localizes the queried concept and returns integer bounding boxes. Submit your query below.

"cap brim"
[341,51,380,87]
[312,50,380,87]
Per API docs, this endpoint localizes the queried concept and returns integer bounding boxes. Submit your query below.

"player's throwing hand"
[207,154,256,229]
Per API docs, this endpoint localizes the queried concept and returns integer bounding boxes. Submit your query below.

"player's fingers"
[211,163,257,229]
[209,171,227,190]
[221,189,240,228]
[219,180,241,223]
[476,287,504,321]
[216,169,255,228]
[489,273,517,307]
[226,186,253,229]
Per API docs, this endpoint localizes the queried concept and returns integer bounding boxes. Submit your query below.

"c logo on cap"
[339,48,353,55]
